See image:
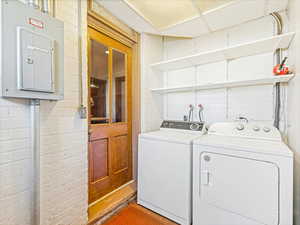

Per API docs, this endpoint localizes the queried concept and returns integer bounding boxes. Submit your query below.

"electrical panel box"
[1,0,64,100]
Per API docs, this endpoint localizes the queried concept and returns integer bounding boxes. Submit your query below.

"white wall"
[287,0,300,224]
[163,16,280,126]
[140,33,164,132]
[0,1,89,225]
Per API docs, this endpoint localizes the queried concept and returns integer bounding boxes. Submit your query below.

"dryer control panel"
[208,122,282,141]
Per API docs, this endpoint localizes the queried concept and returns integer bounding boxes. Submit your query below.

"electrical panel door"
[1,0,64,100]
[18,27,54,93]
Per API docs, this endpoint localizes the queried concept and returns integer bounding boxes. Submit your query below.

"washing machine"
[193,122,293,225]
[138,120,206,225]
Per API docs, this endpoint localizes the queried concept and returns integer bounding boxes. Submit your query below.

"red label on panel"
[29,18,44,29]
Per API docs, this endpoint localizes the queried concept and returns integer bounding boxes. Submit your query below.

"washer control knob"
[203,155,211,162]
[190,123,200,131]
[263,127,271,133]
[236,123,245,131]
[253,126,260,132]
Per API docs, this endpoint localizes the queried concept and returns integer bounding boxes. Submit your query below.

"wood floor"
[103,203,178,225]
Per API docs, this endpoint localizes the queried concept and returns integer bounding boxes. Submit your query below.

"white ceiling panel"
[96,0,289,38]
[203,0,266,31]
[194,0,236,12]
[96,0,158,34]
[125,0,199,29]
[160,16,210,37]
[266,0,289,14]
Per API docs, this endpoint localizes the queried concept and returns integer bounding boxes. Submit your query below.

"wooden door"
[88,27,132,203]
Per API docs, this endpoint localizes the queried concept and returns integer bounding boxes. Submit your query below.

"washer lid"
[139,130,204,145]
[194,135,293,157]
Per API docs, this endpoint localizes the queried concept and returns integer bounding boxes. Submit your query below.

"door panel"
[91,139,108,182]
[112,135,129,173]
[88,27,132,204]
[200,152,279,225]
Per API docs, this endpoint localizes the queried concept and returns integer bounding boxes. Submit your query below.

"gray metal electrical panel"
[1,0,64,100]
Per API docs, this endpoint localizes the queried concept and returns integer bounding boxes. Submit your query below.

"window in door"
[90,39,109,124]
[112,49,127,123]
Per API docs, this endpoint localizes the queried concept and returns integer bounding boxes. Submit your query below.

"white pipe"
[78,0,87,119]
[30,99,40,225]
[270,12,283,129]
[78,0,83,107]
[41,0,49,14]
[27,0,39,9]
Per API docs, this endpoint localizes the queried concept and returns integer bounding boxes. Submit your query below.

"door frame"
[87,5,140,207]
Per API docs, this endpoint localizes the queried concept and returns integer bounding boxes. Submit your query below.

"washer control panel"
[161,120,205,132]
[209,122,282,141]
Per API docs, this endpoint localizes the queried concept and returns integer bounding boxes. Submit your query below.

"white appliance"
[193,122,293,225]
[138,120,206,225]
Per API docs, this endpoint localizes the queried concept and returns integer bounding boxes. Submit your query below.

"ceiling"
[96,0,289,37]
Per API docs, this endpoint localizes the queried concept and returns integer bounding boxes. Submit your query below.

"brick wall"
[0,0,89,225]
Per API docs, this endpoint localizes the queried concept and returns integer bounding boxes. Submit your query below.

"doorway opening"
[88,27,133,204]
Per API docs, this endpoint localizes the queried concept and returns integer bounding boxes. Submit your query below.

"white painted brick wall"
[287,0,300,224]
[140,34,164,132]
[0,1,88,225]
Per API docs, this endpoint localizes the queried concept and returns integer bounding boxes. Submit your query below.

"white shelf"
[151,32,295,72]
[151,75,294,94]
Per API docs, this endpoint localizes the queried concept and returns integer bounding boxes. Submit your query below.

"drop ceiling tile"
[266,0,289,14]
[203,0,266,31]
[96,0,158,33]
[160,16,210,37]
[125,0,199,29]
[194,0,236,12]
[97,0,283,38]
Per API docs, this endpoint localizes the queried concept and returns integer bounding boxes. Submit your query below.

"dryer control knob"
[263,127,271,133]
[236,123,245,131]
[253,126,260,132]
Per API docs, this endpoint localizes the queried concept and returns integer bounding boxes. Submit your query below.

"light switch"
[17,27,54,93]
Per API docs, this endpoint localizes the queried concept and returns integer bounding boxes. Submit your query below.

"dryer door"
[200,152,279,225]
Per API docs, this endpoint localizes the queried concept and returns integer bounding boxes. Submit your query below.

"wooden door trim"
[88,15,136,48]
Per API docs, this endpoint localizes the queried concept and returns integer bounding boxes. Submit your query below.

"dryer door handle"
[201,170,210,185]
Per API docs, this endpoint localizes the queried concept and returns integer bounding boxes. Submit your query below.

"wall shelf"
[151,32,295,72]
[151,75,294,94]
